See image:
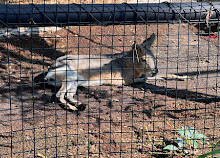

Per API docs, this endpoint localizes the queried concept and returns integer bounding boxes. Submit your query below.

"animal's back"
[54,54,125,85]
[55,54,116,69]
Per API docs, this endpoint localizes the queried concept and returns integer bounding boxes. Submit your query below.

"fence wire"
[0,0,219,158]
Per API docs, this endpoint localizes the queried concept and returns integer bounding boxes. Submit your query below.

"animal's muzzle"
[151,68,158,77]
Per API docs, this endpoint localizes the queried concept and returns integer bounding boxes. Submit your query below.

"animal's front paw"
[66,102,86,111]
[66,103,78,111]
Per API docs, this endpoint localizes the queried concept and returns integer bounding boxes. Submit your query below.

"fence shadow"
[2,35,65,60]
[133,82,220,104]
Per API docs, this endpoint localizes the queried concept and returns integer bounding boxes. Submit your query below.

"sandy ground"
[0,1,219,157]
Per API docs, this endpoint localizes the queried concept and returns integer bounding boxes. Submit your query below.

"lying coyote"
[45,33,158,110]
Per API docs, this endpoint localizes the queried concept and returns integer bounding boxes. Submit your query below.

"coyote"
[45,33,158,111]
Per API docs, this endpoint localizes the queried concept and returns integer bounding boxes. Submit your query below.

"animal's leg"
[56,81,78,111]
[147,75,165,80]
[66,81,82,105]
[56,70,79,111]
[147,74,192,81]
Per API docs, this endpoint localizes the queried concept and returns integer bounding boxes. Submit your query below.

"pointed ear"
[141,33,155,48]
[132,42,145,57]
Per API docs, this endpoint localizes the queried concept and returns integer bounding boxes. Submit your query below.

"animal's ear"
[132,41,145,57]
[141,33,156,48]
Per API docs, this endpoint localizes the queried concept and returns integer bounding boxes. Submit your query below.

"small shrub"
[163,127,208,156]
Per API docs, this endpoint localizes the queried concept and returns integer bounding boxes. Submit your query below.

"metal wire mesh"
[0,0,219,158]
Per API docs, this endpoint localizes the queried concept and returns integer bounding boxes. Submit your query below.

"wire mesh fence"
[0,0,219,158]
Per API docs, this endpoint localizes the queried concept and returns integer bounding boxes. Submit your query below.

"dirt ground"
[0,20,219,158]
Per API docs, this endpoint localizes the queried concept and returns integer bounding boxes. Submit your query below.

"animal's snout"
[151,68,158,77]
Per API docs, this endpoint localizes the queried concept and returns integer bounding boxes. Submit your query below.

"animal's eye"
[49,78,55,82]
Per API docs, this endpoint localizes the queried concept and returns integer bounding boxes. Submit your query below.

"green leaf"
[190,139,195,145]
[192,140,198,149]
[197,149,220,158]
[177,137,184,149]
[195,133,207,140]
[186,127,193,138]
[178,127,186,137]
[213,141,220,149]
[184,149,189,154]
[194,130,199,136]
[163,145,179,151]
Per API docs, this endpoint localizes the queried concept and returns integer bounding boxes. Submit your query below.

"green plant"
[163,127,208,156]
[198,140,220,158]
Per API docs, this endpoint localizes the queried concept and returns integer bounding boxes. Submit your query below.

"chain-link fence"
[0,1,219,157]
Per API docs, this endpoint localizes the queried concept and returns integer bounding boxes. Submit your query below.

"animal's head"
[44,66,62,87]
[130,33,158,77]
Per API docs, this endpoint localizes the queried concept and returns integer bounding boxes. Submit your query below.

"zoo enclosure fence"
[0,1,219,158]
